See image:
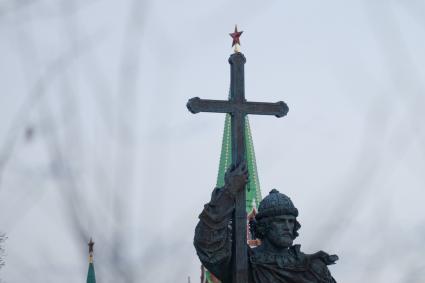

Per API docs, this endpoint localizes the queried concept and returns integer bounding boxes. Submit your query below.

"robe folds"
[194,187,337,283]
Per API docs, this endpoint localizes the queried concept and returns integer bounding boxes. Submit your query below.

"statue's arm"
[194,187,235,281]
[193,163,248,282]
[309,251,339,283]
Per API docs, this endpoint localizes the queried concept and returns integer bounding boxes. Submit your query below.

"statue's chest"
[249,254,316,283]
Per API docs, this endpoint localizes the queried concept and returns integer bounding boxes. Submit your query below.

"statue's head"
[255,189,301,249]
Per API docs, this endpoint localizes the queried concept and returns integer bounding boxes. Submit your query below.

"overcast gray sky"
[0,0,425,282]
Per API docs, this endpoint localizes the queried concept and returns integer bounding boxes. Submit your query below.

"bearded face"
[265,215,295,249]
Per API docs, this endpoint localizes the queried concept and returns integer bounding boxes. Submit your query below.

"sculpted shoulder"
[250,245,338,273]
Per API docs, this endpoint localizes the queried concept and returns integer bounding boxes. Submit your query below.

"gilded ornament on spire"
[88,238,94,263]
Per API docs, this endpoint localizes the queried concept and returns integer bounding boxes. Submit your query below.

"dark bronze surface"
[193,173,339,283]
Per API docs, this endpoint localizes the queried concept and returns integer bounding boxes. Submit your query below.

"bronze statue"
[194,163,338,283]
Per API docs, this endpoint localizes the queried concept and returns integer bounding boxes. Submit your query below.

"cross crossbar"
[187,98,288,117]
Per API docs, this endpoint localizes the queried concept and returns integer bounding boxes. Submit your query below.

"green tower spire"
[204,100,263,283]
[86,238,96,283]
[216,113,262,212]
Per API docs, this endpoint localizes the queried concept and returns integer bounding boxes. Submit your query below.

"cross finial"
[229,25,243,53]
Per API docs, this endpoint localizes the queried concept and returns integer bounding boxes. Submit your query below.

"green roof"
[86,262,96,283]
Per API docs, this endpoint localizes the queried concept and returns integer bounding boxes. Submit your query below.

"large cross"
[187,27,288,283]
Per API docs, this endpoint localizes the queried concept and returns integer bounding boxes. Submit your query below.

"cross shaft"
[187,52,288,283]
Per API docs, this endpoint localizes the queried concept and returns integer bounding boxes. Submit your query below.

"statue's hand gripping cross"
[187,27,288,283]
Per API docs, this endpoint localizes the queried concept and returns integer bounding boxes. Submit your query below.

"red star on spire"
[229,25,243,47]
[88,238,94,254]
